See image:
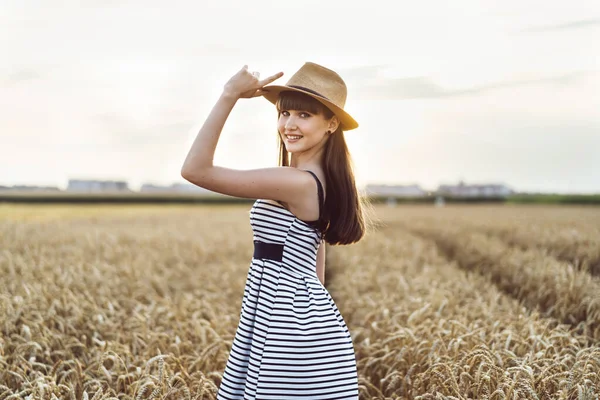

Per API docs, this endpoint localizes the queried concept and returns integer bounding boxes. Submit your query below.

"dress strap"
[304,170,324,221]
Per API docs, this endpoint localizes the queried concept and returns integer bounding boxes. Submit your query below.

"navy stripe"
[253,241,284,262]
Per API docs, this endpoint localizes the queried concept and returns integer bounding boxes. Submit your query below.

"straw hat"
[261,62,359,131]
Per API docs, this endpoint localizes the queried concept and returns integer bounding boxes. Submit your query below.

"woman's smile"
[285,134,303,143]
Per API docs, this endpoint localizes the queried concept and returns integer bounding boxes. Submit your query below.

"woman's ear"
[328,116,340,133]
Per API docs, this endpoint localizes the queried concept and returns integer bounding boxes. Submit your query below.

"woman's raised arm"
[180,66,316,203]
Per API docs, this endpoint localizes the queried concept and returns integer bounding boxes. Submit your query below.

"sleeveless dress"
[216,170,359,400]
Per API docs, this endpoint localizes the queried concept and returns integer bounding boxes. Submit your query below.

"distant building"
[365,184,428,197]
[140,183,172,193]
[436,180,513,198]
[0,185,61,192]
[67,179,130,193]
[140,182,216,194]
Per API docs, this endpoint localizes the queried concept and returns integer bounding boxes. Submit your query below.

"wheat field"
[1,203,599,399]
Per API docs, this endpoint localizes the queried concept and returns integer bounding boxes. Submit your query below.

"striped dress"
[216,170,359,400]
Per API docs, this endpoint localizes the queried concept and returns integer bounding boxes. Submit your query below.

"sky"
[1,0,599,193]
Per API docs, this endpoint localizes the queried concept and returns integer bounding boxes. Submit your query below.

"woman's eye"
[279,110,309,118]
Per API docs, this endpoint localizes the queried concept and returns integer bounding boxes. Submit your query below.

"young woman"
[181,61,369,399]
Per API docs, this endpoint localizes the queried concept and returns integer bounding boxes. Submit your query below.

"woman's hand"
[223,65,284,99]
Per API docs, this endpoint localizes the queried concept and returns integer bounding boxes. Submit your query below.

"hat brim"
[261,85,359,131]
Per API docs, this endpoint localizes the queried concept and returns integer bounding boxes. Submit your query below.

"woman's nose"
[285,118,297,130]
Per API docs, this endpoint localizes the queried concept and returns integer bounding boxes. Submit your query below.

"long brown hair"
[275,91,374,245]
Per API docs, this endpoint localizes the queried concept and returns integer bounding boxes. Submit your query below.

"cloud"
[343,66,598,100]
[87,111,193,149]
[519,18,600,33]
[1,68,44,88]
[388,116,600,193]
[339,65,390,81]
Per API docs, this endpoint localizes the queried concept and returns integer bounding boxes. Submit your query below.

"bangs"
[276,91,326,115]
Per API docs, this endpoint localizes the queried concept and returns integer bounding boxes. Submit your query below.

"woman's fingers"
[258,72,284,87]
[231,67,283,98]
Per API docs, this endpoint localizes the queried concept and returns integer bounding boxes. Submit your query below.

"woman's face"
[277,108,331,153]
